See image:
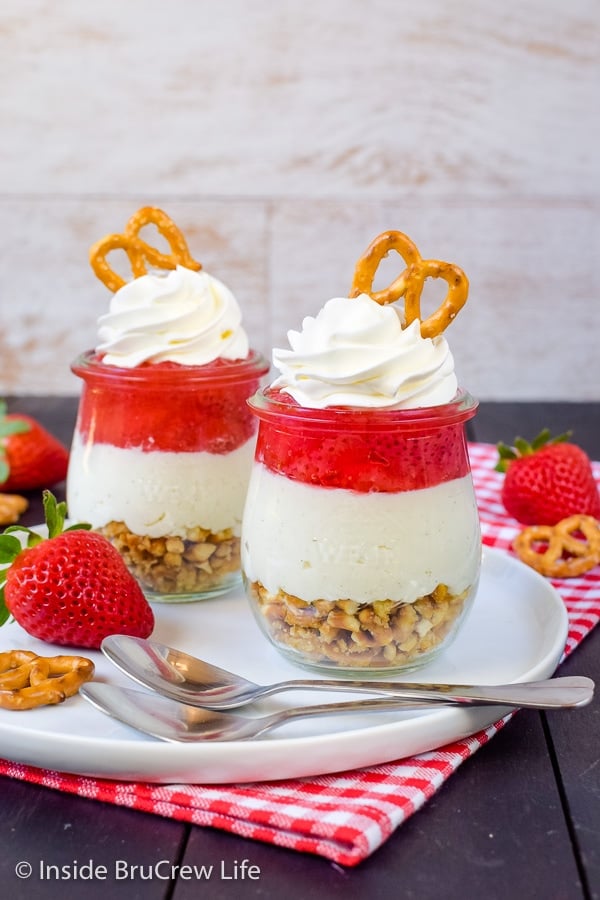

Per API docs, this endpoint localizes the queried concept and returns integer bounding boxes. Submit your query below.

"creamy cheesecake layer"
[67,432,255,537]
[242,464,481,605]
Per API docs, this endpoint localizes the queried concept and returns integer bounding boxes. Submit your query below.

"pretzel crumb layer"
[100,521,241,596]
[247,581,472,670]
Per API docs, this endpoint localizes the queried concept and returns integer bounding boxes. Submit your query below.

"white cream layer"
[241,465,481,604]
[67,432,256,537]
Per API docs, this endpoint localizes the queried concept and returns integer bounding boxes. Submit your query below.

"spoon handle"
[268,675,594,710]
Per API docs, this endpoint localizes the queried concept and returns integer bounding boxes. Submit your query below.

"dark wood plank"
[472,401,600,900]
[543,629,600,900]
[471,401,600,459]
[1,776,187,900]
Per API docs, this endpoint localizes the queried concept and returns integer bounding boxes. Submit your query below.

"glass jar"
[241,388,482,674]
[67,350,269,602]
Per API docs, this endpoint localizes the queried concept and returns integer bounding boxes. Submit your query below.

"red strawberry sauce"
[71,350,269,454]
[250,387,478,493]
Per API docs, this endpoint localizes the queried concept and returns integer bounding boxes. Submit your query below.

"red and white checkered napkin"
[2,443,599,866]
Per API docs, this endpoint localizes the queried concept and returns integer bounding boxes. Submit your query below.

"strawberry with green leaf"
[0,491,154,647]
[496,429,600,526]
[0,401,69,491]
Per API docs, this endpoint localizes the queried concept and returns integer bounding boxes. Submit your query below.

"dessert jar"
[241,388,482,673]
[67,349,269,602]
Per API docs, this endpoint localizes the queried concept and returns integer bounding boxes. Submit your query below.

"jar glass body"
[67,350,269,602]
[241,388,482,674]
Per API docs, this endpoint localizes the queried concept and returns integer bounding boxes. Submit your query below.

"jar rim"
[248,386,478,430]
[71,348,270,385]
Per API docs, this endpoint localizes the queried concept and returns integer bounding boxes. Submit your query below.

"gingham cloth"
[1,443,599,867]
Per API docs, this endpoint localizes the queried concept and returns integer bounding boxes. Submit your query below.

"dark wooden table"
[2,397,599,900]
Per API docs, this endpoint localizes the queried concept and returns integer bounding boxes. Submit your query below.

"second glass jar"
[67,350,269,602]
[241,388,482,673]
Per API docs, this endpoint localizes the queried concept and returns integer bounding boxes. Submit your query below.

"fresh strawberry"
[496,429,600,526]
[0,491,154,648]
[0,401,69,491]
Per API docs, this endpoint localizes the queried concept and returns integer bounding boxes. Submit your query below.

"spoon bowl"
[101,635,594,712]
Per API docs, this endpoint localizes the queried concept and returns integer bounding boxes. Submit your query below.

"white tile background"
[0,0,598,399]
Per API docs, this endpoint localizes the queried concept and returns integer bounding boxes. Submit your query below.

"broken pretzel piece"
[0,650,95,710]
[0,493,28,525]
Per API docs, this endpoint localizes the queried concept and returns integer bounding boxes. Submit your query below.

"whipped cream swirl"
[96,266,249,367]
[271,294,457,409]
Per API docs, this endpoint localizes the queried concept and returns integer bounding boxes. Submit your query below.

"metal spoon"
[81,682,474,742]
[81,678,594,743]
[101,635,594,711]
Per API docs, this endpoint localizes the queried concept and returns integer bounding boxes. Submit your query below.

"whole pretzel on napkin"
[0,650,94,710]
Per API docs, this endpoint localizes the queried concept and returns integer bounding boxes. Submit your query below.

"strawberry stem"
[44,490,68,538]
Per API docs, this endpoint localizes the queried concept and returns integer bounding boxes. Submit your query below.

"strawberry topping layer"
[72,354,267,454]
[254,389,471,493]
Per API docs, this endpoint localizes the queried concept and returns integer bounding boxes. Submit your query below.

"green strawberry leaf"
[0,420,30,438]
[0,584,11,627]
[64,523,92,533]
[0,533,23,563]
[513,436,531,456]
[548,430,572,446]
[2,525,43,547]
[0,400,32,485]
[531,428,552,450]
[0,399,31,439]
[497,442,517,460]
[495,442,517,472]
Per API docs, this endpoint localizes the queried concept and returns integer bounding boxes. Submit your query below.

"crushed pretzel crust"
[247,581,472,669]
[99,521,240,595]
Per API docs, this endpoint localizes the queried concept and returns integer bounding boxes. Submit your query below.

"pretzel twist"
[90,206,202,292]
[513,515,600,578]
[349,230,422,305]
[350,230,469,338]
[0,651,95,710]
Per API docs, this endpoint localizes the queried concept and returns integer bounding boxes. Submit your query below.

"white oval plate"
[0,548,568,784]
